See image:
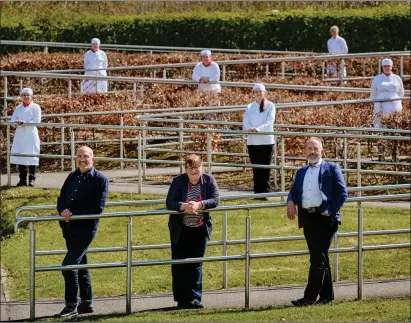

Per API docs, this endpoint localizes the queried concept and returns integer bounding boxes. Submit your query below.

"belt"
[302,207,319,214]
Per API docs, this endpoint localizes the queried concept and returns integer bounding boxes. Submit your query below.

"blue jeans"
[62,233,94,307]
[171,226,207,304]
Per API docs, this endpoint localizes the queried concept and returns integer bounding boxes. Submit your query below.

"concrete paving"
[0,279,409,321]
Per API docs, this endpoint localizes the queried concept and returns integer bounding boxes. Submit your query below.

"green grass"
[1,187,409,303]
[46,298,411,322]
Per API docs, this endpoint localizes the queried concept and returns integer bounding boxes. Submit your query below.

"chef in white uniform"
[10,88,41,186]
[326,26,348,78]
[82,38,108,93]
[371,58,404,128]
[192,50,221,94]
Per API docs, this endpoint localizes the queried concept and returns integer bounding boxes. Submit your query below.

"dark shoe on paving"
[54,306,78,318]
[77,302,94,314]
[291,298,314,307]
[253,197,268,201]
[315,297,333,305]
[177,300,204,309]
[28,180,35,187]
[16,181,27,187]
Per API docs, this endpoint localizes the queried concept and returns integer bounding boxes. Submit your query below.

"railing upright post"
[281,62,285,78]
[142,129,147,180]
[339,59,345,86]
[68,79,72,98]
[357,206,363,300]
[120,114,124,169]
[179,120,184,175]
[333,233,339,282]
[3,76,8,116]
[280,136,285,200]
[126,216,133,314]
[29,222,36,321]
[132,82,137,103]
[322,62,325,80]
[245,213,251,308]
[70,129,75,171]
[400,56,404,80]
[222,65,226,81]
[273,135,278,191]
[20,79,23,92]
[357,142,361,196]
[343,136,348,183]
[222,204,228,289]
[7,124,11,187]
[265,65,269,78]
[43,46,48,54]
[163,69,167,79]
[207,133,212,175]
[378,59,381,74]
[60,121,65,171]
[138,133,142,194]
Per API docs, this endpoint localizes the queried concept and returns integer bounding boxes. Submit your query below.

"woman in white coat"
[243,83,276,197]
[81,38,108,93]
[371,58,404,128]
[10,88,41,186]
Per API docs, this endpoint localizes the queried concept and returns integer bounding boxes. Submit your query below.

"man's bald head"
[76,146,95,173]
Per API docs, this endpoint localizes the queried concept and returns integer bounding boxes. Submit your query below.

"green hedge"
[1,7,410,53]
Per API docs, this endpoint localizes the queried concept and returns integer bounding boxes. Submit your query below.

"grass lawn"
[1,186,409,303]
[46,297,411,322]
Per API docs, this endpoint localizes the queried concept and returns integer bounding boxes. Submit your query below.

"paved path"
[1,278,409,321]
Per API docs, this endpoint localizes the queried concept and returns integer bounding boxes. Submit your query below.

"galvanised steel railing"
[14,192,411,320]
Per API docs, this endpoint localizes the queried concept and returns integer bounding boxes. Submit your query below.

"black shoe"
[315,297,333,305]
[253,197,268,201]
[77,302,94,314]
[291,298,314,307]
[54,306,78,318]
[177,300,204,309]
[16,181,27,187]
[28,180,35,187]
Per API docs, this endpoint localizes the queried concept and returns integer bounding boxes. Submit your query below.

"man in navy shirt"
[55,146,108,318]
[287,137,347,306]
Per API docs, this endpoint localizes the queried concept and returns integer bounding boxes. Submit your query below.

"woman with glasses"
[10,88,41,186]
[243,83,276,198]
[166,154,220,309]
[371,58,404,128]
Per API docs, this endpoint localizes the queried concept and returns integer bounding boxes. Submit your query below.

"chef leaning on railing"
[10,87,41,187]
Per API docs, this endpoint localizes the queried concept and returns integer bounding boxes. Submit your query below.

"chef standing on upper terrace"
[192,50,222,94]
[82,38,108,93]
[326,26,348,78]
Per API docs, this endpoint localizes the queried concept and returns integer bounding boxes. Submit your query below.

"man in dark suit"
[287,137,347,306]
[55,146,108,318]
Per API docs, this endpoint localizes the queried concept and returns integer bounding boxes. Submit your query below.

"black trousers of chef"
[247,144,274,193]
[301,210,338,302]
[18,165,36,184]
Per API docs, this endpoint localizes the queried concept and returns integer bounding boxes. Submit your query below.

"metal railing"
[14,191,411,320]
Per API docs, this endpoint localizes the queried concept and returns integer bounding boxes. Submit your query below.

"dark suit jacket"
[57,167,109,238]
[166,173,220,244]
[287,161,348,228]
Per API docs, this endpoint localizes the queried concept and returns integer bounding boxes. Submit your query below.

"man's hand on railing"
[60,209,72,222]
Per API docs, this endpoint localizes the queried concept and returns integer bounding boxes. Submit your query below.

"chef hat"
[252,83,266,92]
[91,38,101,45]
[201,49,212,56]
[20,88,33,96]
[381,58,393,66]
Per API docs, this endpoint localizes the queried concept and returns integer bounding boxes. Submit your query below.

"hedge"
[1,7,410,53]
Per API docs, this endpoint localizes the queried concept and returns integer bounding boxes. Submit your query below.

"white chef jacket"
[192,62,221,93]
[10,103,41,166]
[302,159,323,209]
[371,73,404,116]
[327,36,348,55]
[82,49,108,93]
[243,100,276,145]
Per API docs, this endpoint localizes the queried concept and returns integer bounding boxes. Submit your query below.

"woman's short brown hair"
[185,154,202,169]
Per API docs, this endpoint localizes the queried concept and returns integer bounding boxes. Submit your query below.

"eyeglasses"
[187,166,201,171]
[382,65,391,68]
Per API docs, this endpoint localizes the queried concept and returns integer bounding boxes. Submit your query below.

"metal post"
[400,56,404,80]
[378,59,381,74]
[142,129,147,180]
[19,79,23,92]
[29,222,36,321]
[273,135,278,191]
[333,233,339,282]
[339,59,345,86]
[126,216,132,314]
[132,82,137,103]
[70,129,75,171]
[207,133,212,175]
[68,79,72,98]
[357,142,361,201]
[280,137,285,200]
[120,114,124,169]
[137,134,142,194]
[222,206,228,288]
[60,121,65,171]
[357,207,363,300]
[245,213,251,308]
[7,124,11,187]
[163,69,167,79]
[281,62,285,78]
[343,137,348,183]
[43,46,48,54]
[265,65,269,78]
[322,62,325,80]
[222,65,226,81]
[3,76,8,115]
[179,120,184,175]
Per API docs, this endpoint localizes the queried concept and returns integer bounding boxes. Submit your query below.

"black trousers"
[301,210,338,302]
[18,165,36,183]
[247,144,274,193]
[170,226,207,304]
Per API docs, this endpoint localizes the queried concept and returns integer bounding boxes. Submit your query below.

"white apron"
[10,103,41,166]
[82,50,108,93]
